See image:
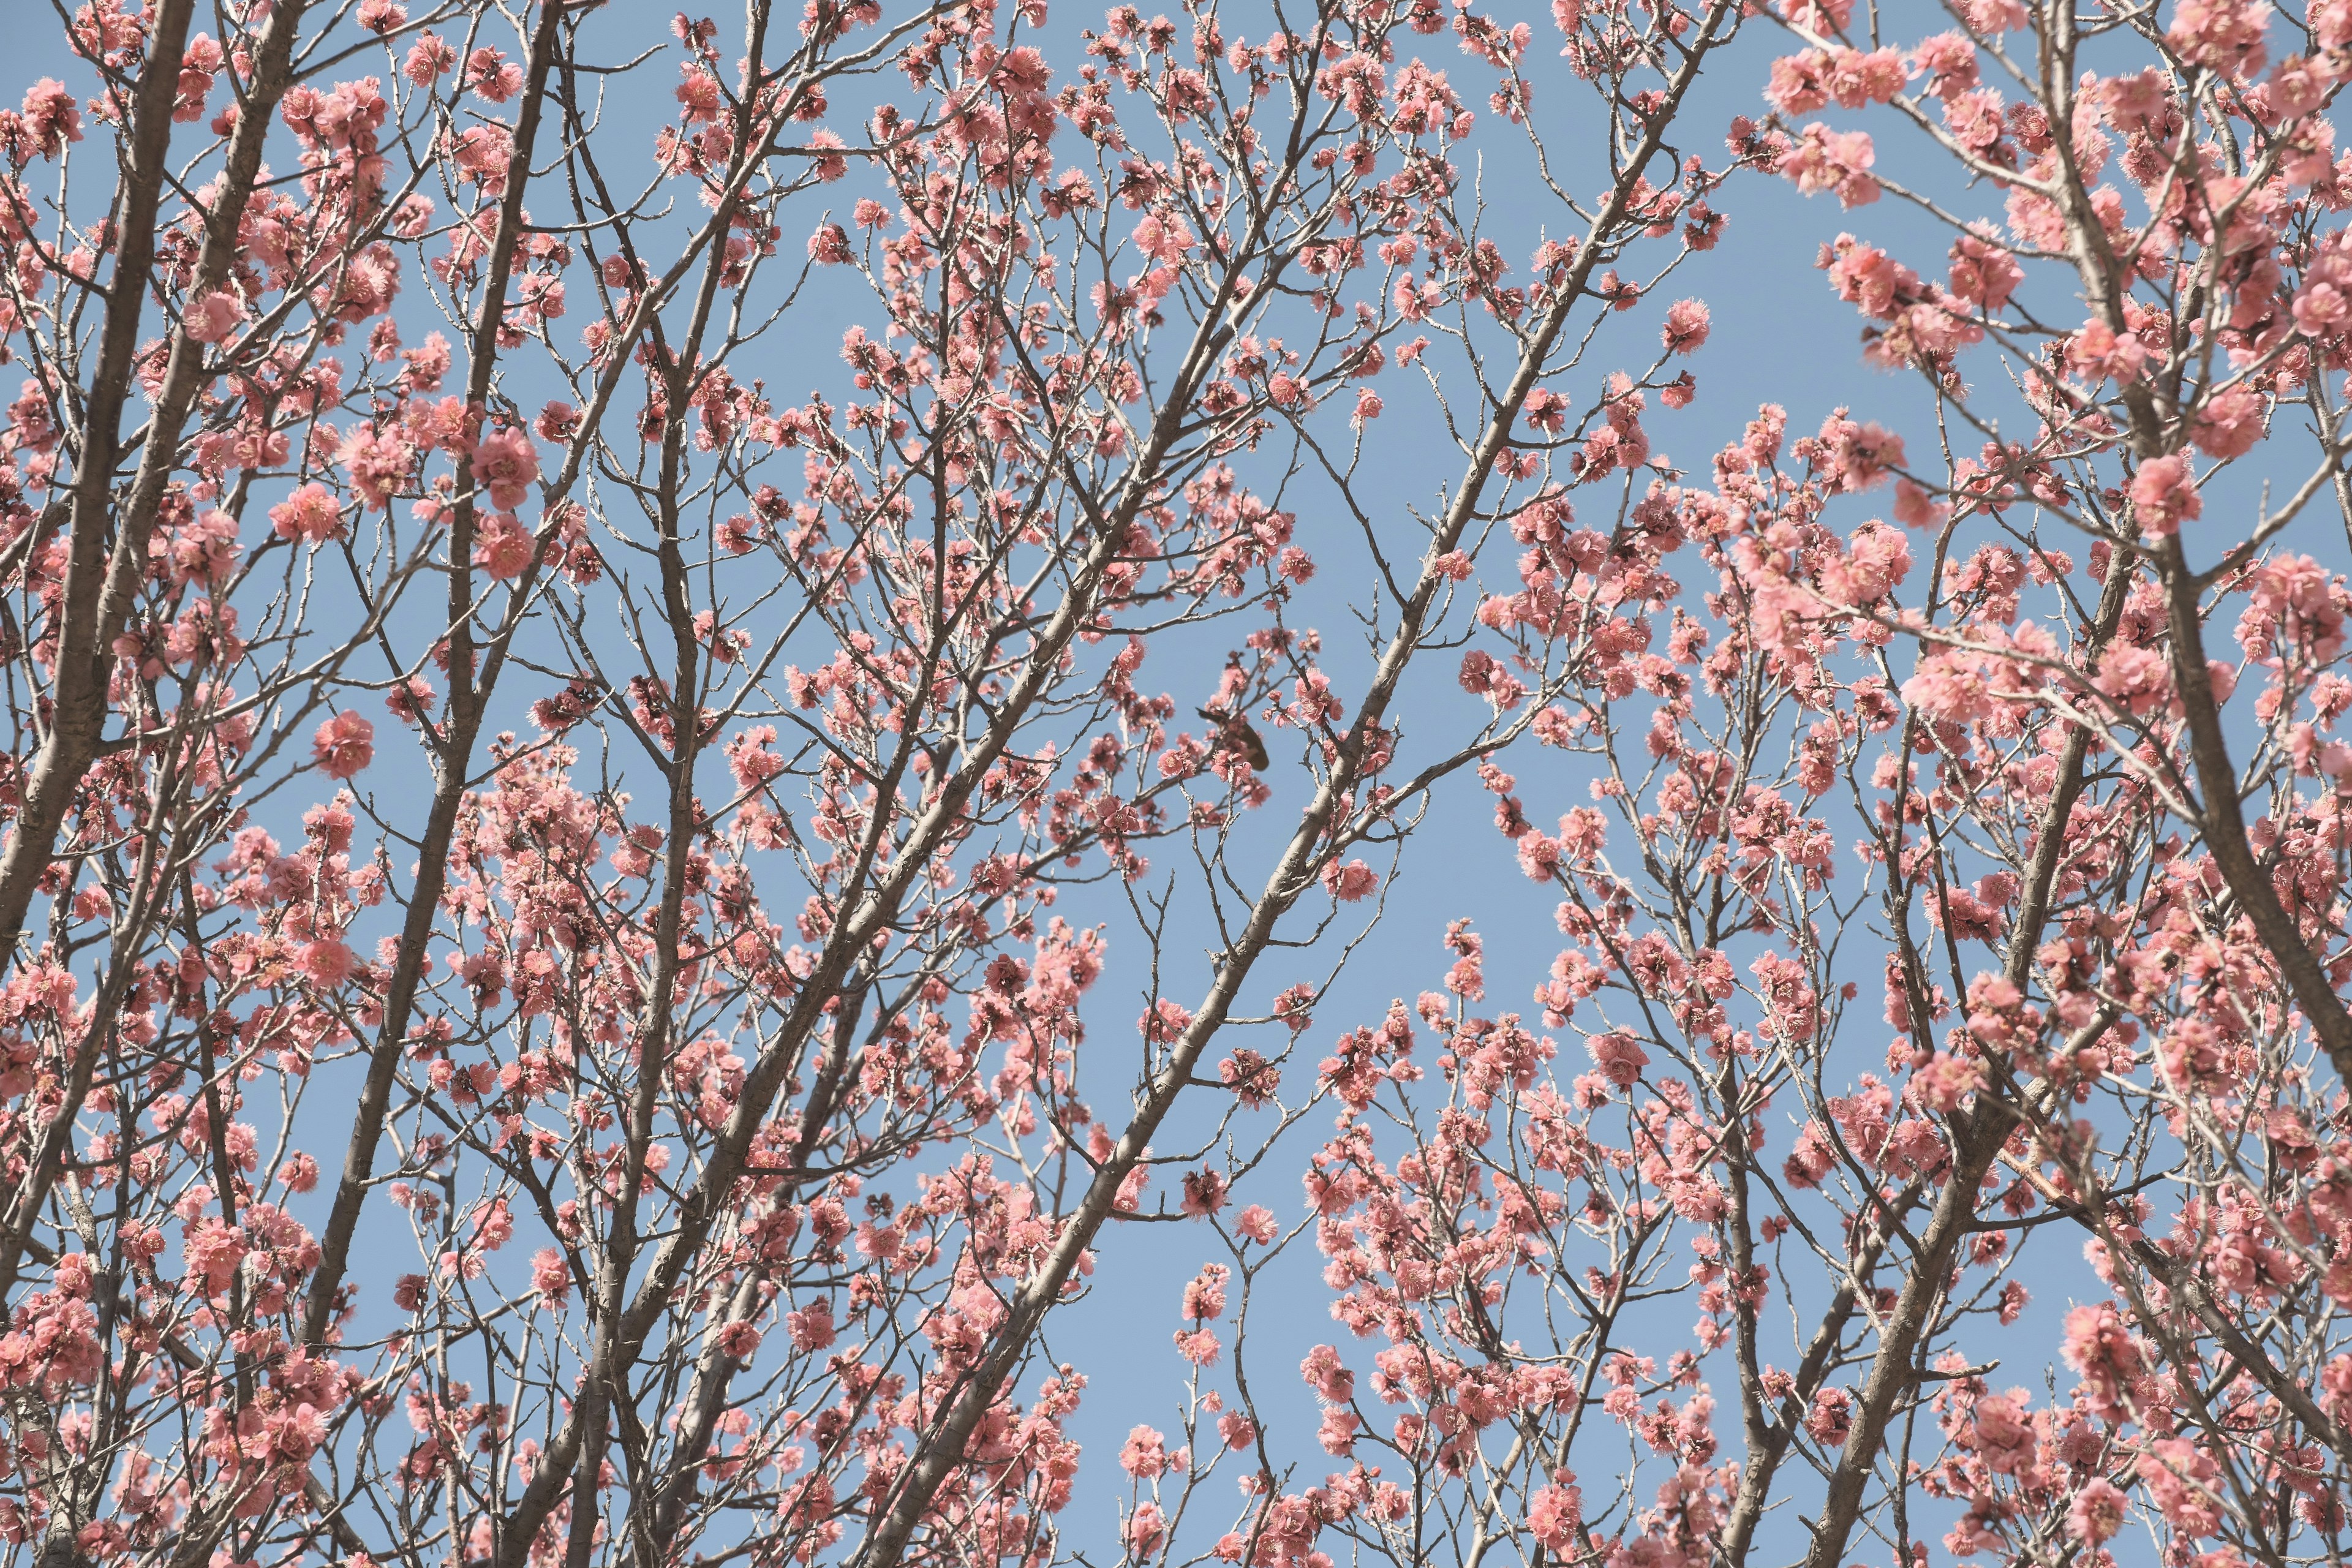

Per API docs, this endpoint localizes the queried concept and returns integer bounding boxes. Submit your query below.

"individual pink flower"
[1180,1167,1229,1215]
[266,1403,329,1463]
[2293,273,2352,340]
[1819,521,1912,606]
[404,32,456,84]
[1956,1392,2032,1466]
[2100,67,2170,130]
[338,421,415,510]
[2065,318,2146,384]
[1589,1031,1648,1087]
[167,508,241,586]
[1825,417,1905,489]
[386,676,436,725]
[1765,51,1831,115]
[2166,0,2267,74]
[2067,1478,2128,1544]
[2191,384,2264,458]
[677,64,725,124]
[1947,232,2022,311]
[1912,1052,1981,1112]
[1804,1387,1853,1444]
[535,401,579,441]
[1777,124,1880,208]
[1322,859,1378,901]
[808,222,852,264]
[1527,1483,1583,1551]
[469,426,541,510]
[1893,478,1947,529]
[296,938,355,987]
[2092,644,2172,717]
[1825,47,1905,106]
[401,333,453,394]
[786,1299,836,1351]
[1140,997,1194,1043]
[2062,1302,2146,1418]
[1180,1264,1227,1320]
[270,483,345,545]
[312,711,375,778]
[20,80,81,158]
[531,1247,570,1307]
[805,128,849,181]
[472,511,537,579]
[1119,1425,1168,1478]
[1133,213,1193,262]
[468,1197,514,1251]
[1822,237,1915,321]
[1301,1344,1354,1401]
[1909,32,1978,97]
[466,47,525,103]
[1661,298,1711,354]
[1558,807,1606,859]
[1516,832,1562,881]
[2128,453,2201,536]
[184,290,244,344]
[183,1220,247,1297]
[2141,1437,2220,1539]
[1127,1502,1165,1555]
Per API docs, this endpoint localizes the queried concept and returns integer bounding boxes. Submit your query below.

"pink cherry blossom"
[1660,297,1711,354]
[2128,453,2201,535]
[468,425,540,510]
[184,290,246,344]
[268,482,345,544]
[312,711,375,778]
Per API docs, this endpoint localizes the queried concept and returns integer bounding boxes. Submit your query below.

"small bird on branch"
[1197,705,1270,771]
